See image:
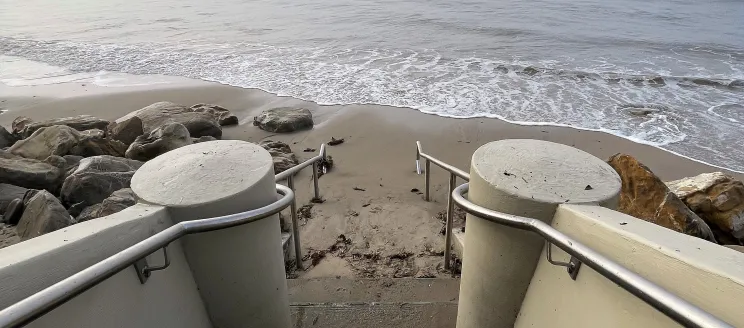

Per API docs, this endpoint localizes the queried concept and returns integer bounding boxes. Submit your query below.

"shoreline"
[1,79,741,277]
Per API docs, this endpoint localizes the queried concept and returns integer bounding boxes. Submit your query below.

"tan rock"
[9,125,81,160]
[667,172,744,240]
[607,154,716,242]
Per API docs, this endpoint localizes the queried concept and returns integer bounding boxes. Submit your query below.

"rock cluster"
[609,154,744,245]
[0,102,240,243]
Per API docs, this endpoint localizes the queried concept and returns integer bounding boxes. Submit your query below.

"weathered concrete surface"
[457,139,621,328]
[131,140,289,328]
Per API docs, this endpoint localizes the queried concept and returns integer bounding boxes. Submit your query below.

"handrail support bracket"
[546,241,582,280]
[133,246,171,284]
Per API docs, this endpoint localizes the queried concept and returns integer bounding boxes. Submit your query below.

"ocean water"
[1,0,743,171]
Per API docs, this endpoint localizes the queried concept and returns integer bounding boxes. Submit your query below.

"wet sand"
[1,80,739,277]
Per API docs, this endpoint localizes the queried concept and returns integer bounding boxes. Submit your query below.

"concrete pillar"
[456,139,621,328]
[131,140,290,328]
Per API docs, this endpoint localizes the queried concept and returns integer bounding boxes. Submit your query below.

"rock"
[61,156,143,216]
[18,115,109,139]
[260,140,299,174]
[193,136,217,143]
[253,107,313,133]
[16,190,75,240]
[68,129,128,157]
[108,116,144,146]
[667,172,744,240]
[125,123,193,161]
[9,125,81,160]
[0,183,30,214]
[116,101,222,138]
[10,126,125,160]
[0,151,65,192]
[77,188,137,222]
[608,154,716,242]
[191,103,239,126]
[2,198,24,225]
[0,126,17,148]
[11,116,34,136]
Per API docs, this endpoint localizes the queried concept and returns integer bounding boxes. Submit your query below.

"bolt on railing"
[416,141,469,270]
[275,144,328,270]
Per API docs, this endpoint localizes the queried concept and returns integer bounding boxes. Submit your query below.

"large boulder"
[116,101,222,138]
[125,123,193,161]
[108,116,144,146]
[68,129,128,157]
[0,126,18,148]
[667,172,744,242]
[10,126,126,160]
[608,154,716,242]
[17,115,110,139]
[16,190,75,241]
[9,125,81,160]
[77,188,137,222]
[0,184,35,214]
[0,152,65,192]
[2,199,24,225]
[260,140,299,174]
[191,103,239,126]
[253,107,313,133]
[61,156,143,216]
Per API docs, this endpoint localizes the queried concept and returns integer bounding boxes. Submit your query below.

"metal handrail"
[451,183,733,328]
[275,144,327,269]
[0,184,295,328]
[415,141,469,270]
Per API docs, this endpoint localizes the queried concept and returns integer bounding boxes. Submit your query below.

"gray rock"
[11,116,34,136]
[61,156,143,216]
[0,183,31,214]
[62,155,84,180]
[68,129,128,157]
[77,188,137,222]
[193,135,218,143]
[108,116,144,146]
[253,107,313,133]
[0,152,65,192]
[260,140,299,174]
[125,123,193,161]
[2,198,24,225]
[16,190,75,241]
[18,115,110,139]
[0,126,18,148]
[191,103,239,126]
[9,125,81,160]
[116,101,222,138]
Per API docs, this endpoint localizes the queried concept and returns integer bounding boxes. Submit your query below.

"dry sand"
[1,80,740,277]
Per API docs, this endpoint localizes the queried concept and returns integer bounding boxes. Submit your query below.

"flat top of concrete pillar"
[471,139,620,204]
[131,140,274,207]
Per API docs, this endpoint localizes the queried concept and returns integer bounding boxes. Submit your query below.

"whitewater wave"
[1,37,744,171]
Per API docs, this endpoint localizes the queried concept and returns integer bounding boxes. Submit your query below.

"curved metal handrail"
[0,184,295,328]
[416,141,469,270]
[451,183,733,328]
[274,144,327,270]
[275,144,327,181]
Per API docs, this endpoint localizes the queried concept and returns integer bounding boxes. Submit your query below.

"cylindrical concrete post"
[131,140,290,328]
[456,139,621,328]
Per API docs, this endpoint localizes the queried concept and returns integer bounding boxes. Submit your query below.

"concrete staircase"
[288,278,460,328]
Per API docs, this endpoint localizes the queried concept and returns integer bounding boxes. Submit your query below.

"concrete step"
[288,278,459,328]
[291,301,457,328]
[288,277,460,303]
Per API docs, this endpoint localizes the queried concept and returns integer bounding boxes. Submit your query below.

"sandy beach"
[1,80,740,278]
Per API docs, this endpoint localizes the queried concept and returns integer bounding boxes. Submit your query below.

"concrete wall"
[0,204,212,328]
[515,204,744,327]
